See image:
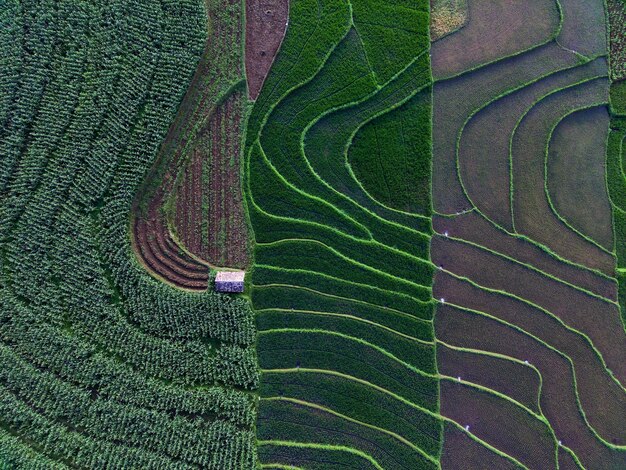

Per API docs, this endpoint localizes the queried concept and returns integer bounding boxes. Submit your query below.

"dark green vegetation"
[608,0,626,82]
[0,0,257,468]
[432,0,626,467]
[244,0,444,467]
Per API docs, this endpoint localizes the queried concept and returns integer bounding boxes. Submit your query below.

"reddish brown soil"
[173,90,250,269]
[132,0,249,286]
[440,422,520,470]
[511,78,613,274]
[245,0,289,100]
[432,43,578,215]
[435,273,626,450]
[133,211,208,291]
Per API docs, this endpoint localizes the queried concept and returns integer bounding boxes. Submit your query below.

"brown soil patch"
[132,0,250,286]
[511,78,613,274]
[172,89,250,269]
[435,272,626,447]
[547,106,613,250]
[432,236,626,373]
[132,199,209,291]
[245,0,289,100]
[437,343,540,413]
[439,379,556,469]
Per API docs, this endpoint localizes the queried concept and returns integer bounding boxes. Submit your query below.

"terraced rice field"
[2,0,625,467]
[432,0,626,467]
[245,0,442,467]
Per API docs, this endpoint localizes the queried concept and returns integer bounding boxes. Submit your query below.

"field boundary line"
[258,328,436,373]
[251,283,434,319]
[436,233,617,304]
[256,308,430,343]
[440,269,626,392]
[262,396,438,463]
[256,440,385,470]
[257,237,432,291]
[436,340,545,414]
[439,300,626,450]
[253,265,432,304]
[543,104,614,254]
[509,76,611,255]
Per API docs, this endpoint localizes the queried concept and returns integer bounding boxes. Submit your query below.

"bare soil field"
[245,0,289,100]
[440,379,557,469]
[435,272,626,446]
[431,2,625,459]
[431,0,559,78]
[172,89,250,269]
[440,422,520,470]
[436,303,626,468]
[437,344,541,413]
[511,78,613,273]
[458,58,607,229]
[132,0,250,285]
[433,238,626,380]
[547,106,613,250]
[433,212,617,300]
[432,43,579,215]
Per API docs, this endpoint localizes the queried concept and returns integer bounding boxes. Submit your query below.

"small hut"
[215,271,245,293]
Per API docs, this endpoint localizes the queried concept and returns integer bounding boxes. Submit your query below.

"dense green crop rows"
[0,0,257,467]
[349,89,432,214]
[245,0,441,467]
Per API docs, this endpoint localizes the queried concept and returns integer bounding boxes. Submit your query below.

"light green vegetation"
[244,0,445,467]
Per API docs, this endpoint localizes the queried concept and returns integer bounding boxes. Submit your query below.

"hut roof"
[215,271,245,293]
